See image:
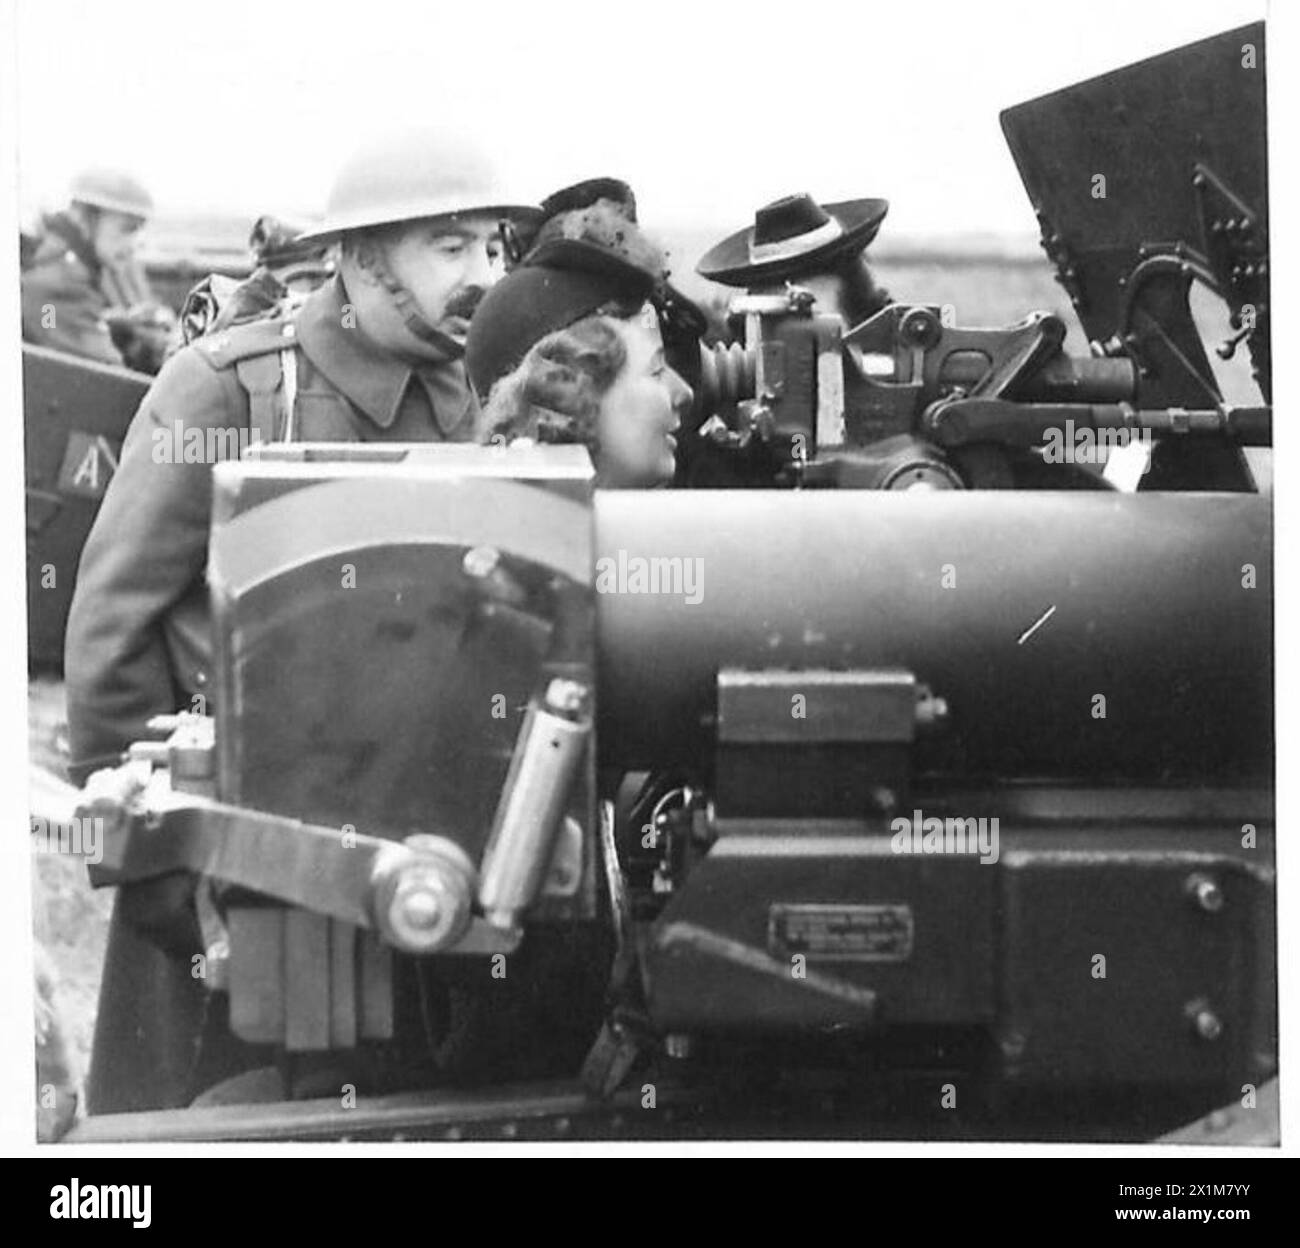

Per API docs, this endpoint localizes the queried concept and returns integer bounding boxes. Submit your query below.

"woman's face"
[594,308,692,488]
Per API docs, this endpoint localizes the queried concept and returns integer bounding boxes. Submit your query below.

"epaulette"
[194,313,300,371]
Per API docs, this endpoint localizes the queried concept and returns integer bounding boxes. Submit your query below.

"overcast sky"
[9,0,1270,238]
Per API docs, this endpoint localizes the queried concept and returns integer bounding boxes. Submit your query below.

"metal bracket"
[713,668,947,818]
[1191,161,1270,397]
[78,752,520,957]
[717,668,944,745]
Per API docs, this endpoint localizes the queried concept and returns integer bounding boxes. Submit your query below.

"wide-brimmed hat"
[697,193,888,287]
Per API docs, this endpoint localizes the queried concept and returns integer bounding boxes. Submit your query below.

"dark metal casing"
[1001,22,1269,408]
[23,345,149,668]
[206,445,600,1051]
[593,490,1273,1097]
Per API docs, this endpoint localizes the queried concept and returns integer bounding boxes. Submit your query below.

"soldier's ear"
[343,236,384,287]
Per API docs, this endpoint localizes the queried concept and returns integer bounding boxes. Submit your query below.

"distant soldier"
[65,131,540,1113]
[20,168,175,373]
[178,213,335,345]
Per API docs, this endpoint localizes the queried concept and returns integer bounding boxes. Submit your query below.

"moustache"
[444,286,488,321]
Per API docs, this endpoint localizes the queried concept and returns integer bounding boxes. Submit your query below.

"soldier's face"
[382,213,506,346]
[595,309,692,488]
[92,211,144,268]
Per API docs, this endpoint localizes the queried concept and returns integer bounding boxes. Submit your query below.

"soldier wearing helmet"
[64,132,541,1114]
[20,168,171,369]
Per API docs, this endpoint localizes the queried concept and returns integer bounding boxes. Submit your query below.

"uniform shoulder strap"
[194,315,300,443]
[193,314,296,370]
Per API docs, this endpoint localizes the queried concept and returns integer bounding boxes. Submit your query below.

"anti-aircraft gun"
[679,22,1270,495]
[67,24,1275,1142]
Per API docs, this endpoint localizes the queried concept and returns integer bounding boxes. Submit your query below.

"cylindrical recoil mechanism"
[479,678,592,930]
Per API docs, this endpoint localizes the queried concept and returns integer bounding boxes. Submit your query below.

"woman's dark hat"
[466,245,657,401]
[540,177,637,223]
[696,193,888,287]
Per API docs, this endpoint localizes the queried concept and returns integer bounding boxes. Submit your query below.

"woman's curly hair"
[477,199,668,453]
[478,309,637,452]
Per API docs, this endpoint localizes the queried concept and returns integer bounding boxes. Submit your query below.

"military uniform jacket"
[21,213,129,366]
[65,276,480,781]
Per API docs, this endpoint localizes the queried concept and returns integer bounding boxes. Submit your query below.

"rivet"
[1187,872,1224,913]
[1194,1009,1223,1042]
[462,546,500,578]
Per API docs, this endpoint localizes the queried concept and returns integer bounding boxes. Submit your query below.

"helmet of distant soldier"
[68,168,155,220]
[296,129,541,243]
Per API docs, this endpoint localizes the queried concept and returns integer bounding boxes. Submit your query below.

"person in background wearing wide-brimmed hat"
[697,192,893,329]
[467,192,694,488]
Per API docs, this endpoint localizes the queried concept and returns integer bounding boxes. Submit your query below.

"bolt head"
[1188,873,1225,913]
[397,888,442,931]
[1195,1009,1224,1042]
[870,786,898,814]
[1000,1031,1027,1060]
[371,839,473,953]
[545,677,588,715]
[1198,880,1224,912]
[462,546,500,579]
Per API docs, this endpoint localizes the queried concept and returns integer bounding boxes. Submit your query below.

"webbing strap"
[235,346,299,444]
[281,347,298,441]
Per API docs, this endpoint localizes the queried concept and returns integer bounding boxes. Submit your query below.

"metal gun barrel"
[594,491,1270,782]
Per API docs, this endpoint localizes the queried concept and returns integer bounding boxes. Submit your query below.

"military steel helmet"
[297,129,542,243]
[68,168,154,219]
